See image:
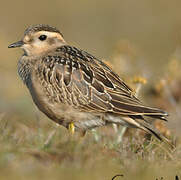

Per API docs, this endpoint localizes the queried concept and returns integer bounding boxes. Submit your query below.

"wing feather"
[49,46,167,119]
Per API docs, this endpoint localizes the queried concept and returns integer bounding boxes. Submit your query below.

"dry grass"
[0,113,181,180]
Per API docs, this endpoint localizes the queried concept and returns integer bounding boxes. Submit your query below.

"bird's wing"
[51,45,167,118]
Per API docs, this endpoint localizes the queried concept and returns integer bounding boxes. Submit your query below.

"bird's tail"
[107,115,173,148]
[139,121,174,148]
[143,107,168,121]
[127,117,174,148]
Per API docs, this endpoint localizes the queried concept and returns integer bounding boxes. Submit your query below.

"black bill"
[8,41,24,48]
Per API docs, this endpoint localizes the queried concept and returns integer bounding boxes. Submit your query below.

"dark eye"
[39,35,47,41]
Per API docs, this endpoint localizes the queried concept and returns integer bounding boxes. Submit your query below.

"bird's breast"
[29,69,67,124]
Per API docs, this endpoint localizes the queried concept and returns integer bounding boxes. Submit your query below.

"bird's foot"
[68,122,75,135]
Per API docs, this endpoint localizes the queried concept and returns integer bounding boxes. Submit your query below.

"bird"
[8,24,169,142]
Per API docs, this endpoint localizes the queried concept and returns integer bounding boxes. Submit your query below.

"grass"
[0,108,181,180]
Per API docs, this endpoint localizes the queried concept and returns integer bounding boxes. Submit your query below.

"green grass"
[0,111,181,180]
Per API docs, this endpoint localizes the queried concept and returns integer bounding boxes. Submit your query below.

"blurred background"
[1,0,181,179]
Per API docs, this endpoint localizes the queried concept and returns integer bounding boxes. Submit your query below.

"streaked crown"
[24,24,63,37]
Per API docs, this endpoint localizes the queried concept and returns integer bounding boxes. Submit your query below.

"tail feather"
[145,114,168,121]
[137,120,174,148]
[141,124,162,141]
[144,108,168,121]
[136,106,168,117]
[109,115,173,148]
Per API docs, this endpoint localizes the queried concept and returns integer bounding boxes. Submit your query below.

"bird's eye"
[39,35,47,41]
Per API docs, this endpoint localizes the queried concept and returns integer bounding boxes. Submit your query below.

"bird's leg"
[68,122,75,135]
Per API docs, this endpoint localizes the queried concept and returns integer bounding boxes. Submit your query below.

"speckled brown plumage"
[9,24,169,142]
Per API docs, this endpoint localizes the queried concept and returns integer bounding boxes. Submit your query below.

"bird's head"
[8,24,66,56]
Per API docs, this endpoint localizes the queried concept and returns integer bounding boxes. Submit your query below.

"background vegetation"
[0,0,181,179]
